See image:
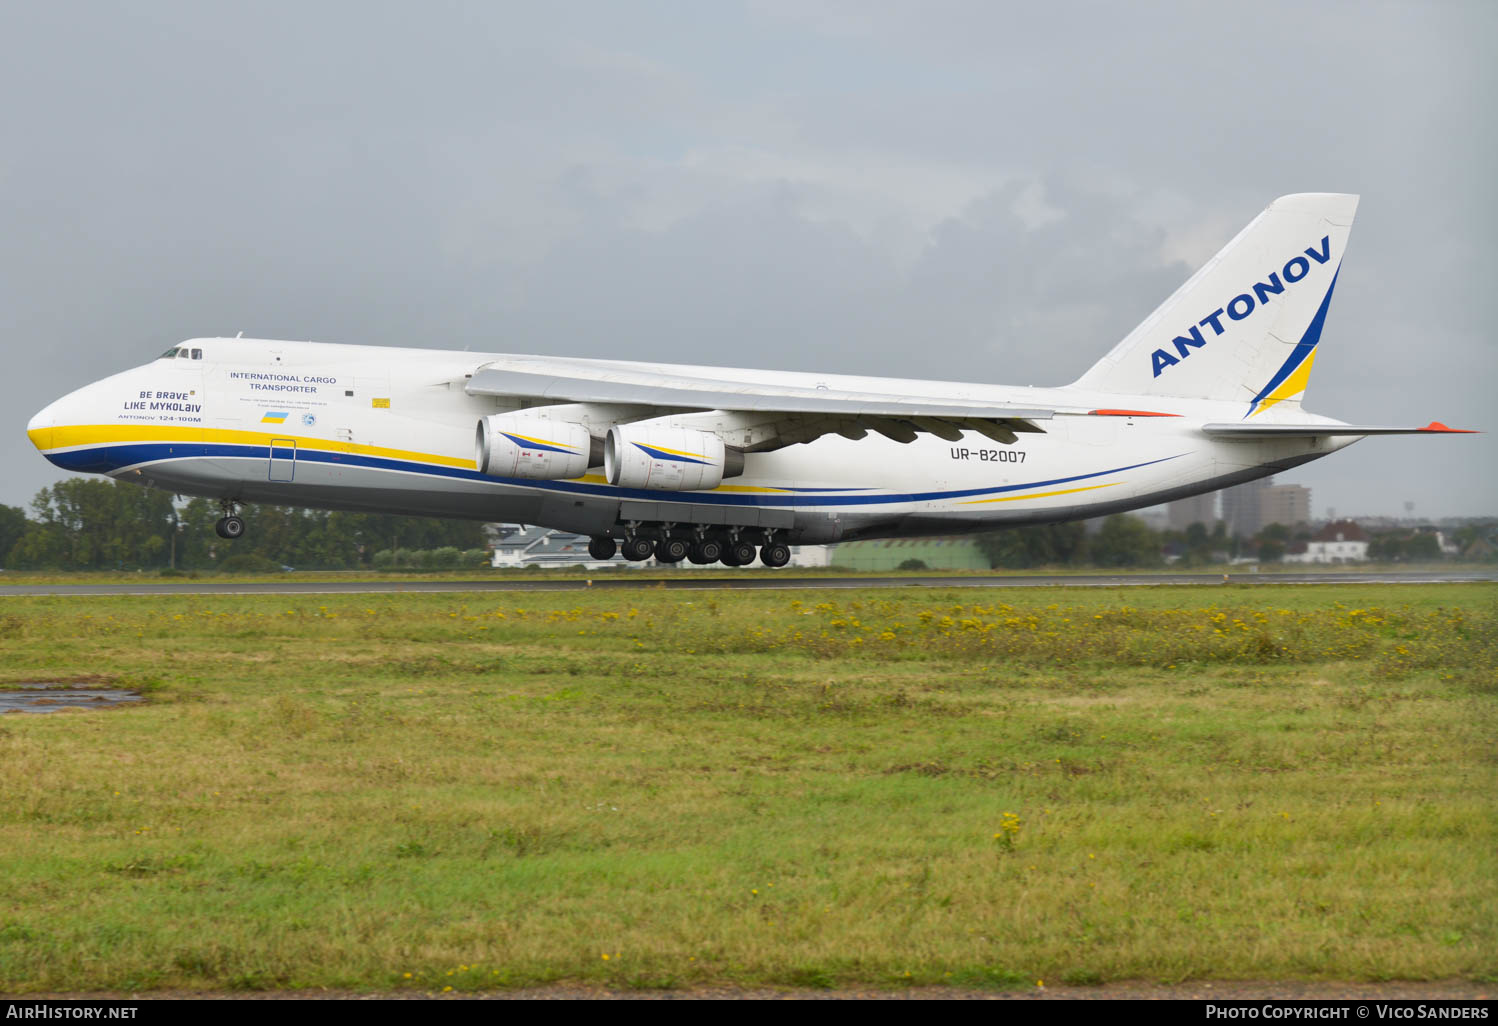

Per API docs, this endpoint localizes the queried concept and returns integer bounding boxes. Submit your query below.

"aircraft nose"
[26,401,57,453]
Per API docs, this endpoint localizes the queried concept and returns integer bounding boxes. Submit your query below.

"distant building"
[1260,484,1311,531]
[491,526,620,568]
[1218,479,1311,538]
[1132,508,1170,532]
[1465,536,1497,561]
[1221,477,1274,539]
[1167,493,1218,532]
[1431,528,1462,557]
[1284,520,1368,563]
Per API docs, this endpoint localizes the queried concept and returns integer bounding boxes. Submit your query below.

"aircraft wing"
[1202,421,1475,438]
[466,363,1052,447]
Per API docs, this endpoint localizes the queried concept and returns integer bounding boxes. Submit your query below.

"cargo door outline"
[269,439,297,482]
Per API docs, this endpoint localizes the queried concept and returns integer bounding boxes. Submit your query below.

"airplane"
[25,193,1473,568]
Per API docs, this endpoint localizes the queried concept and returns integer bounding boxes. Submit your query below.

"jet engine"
[475,414,592,480]
[605,425,744,491]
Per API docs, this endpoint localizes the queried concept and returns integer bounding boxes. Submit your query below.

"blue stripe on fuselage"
[46,441,1183,508]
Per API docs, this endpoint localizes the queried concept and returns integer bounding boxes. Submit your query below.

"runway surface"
[2,569,1494,596]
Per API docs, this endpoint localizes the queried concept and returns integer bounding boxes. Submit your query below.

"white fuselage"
[27,338,1351,544]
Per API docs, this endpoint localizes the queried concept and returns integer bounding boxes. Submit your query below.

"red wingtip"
[1418,421,1478,433]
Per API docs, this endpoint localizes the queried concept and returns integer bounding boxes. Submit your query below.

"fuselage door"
[269,438,297,482]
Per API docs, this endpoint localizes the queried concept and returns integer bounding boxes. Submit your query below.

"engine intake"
[476,414,592,480]
[605,425,743,491]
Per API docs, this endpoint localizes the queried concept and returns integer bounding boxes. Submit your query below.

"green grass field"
[0,583,1493,993]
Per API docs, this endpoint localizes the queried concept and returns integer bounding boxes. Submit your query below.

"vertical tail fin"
[1072,193,1358,417]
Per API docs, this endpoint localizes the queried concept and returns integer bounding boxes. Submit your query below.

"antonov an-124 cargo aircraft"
[27,194,1472,567]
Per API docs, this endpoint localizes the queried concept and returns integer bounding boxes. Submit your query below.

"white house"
[1284,520,1369,564]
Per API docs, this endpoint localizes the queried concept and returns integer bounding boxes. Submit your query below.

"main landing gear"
[593,528,793,568]
[721,538,757,567]
[687,537,723,565]
[214,500,245,540]
[620,536,655,562]
[759,541,791,568]
[654,536,690,564]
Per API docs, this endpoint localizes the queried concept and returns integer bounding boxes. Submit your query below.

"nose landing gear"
[214,500,245,540]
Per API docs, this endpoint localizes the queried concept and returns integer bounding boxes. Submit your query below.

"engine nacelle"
[475,414,592,480]
[605,425,743,491]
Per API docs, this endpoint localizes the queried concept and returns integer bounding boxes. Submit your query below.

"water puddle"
[0,686,144,714]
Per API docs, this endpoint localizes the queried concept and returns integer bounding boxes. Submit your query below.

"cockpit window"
[191,348,203,360]
[159,347,181,359]
[177,348,190,358]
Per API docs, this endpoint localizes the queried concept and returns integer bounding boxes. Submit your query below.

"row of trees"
[1,478,486,571]
[974,517,1495,570]
[974,517,1242,569]
[2,477,1491,572]
[974,517,1167,569]
[1366,532,1444,561]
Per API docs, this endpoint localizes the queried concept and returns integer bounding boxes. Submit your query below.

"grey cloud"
[2,1,1492,516]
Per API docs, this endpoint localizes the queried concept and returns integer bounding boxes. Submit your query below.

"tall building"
[1221,477,1274,539]
[1259,484,1311,530]
[1167,493,1218,531]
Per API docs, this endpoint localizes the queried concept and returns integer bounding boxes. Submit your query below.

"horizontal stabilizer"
[1203,420,1475,438]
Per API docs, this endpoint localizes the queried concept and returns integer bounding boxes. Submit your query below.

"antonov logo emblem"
[1150,236,1332,378]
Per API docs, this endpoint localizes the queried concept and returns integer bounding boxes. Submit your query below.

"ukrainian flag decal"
[261,411,290,424]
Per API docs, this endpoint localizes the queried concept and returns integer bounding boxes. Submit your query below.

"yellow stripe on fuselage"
[957,483,1118,505]
[33,424,478,471]
[33,426,830,495]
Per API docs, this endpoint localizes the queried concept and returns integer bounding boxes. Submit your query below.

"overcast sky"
[3,1,1493,518]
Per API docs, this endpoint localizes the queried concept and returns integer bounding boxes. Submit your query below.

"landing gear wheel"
[215,516,245,540]
[655,536,689,564]
[688,538,723,565]
[587,536,618,560]
[726,540,757,566]
[622,536,655,562]
[760,542,791,568]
